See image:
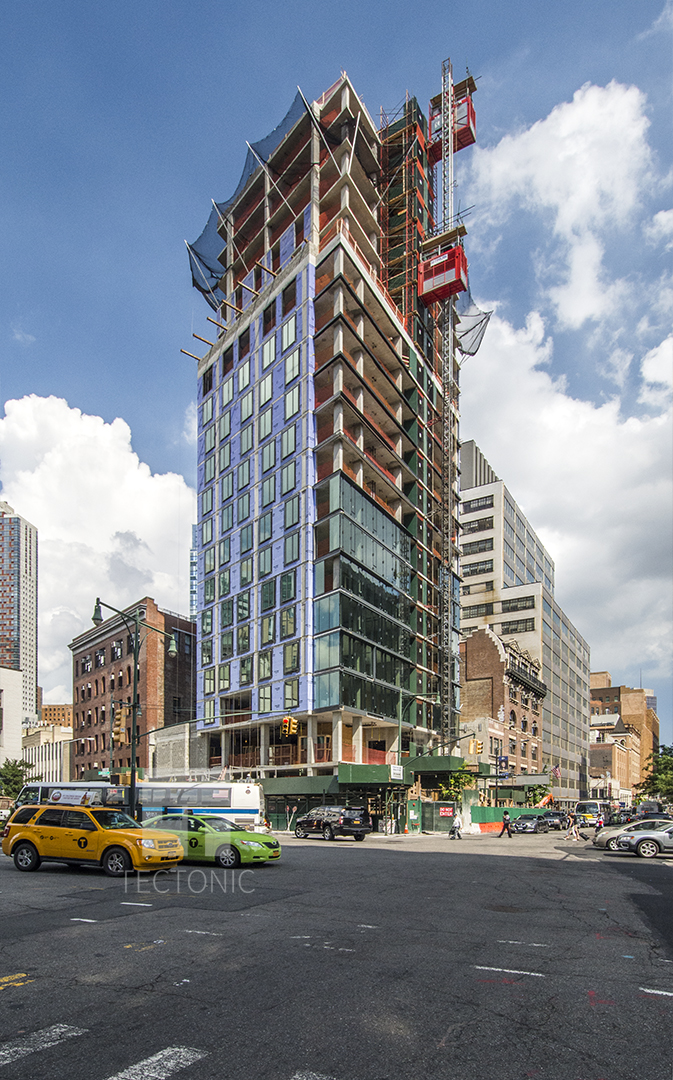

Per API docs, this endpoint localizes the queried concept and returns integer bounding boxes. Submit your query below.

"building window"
[259,512,272,544]
[204,577,215,604]
[241,390,253,423]
[501,619,535,634]
[240,424,253,456]
[95,649,105,668]
[462,559,493,577]
[237,591,250,622]
[259,685,272,713]
[218,664,231,692]
[111,641,122,661]
[240,656,252,685]
[204,668,215,695]
[281,461,296,495]
[238,494,250,523]
[502,596,535,613]
[280,570,296,602]
[237,459,250,489]
[259,547,272,577]
[280,605,296,639]
[221,632,234,659]
[222,378,234,408]
[240,524,253,553]
[284,347,299,383]
[284,495,300,529]
[284,678,299,710]
[237,625,250,654]
[281,425,296,458]
[462,537,494,556]
[218,569,230,597]
[201,394,213,424]
[282,314,297,352]
[262,441,276,473]
[204,426,216,454]
[262,476,276,507]
[509,739,517,755]
[202,610,212,635]
[221,472,234,502]
[259,408,272,442]
[220,599,234,627]
[221,504,234,533]
[219,537,230,565]
[260,373,273,407]
[263,302,276,338]
[258,651,273,681]
[262,335,276,370]
[261,615,275,646]
[462,603,493,618]
[238,359,250,392]
[205,458,216,486]
[282,278,296,316]
[202,519,213,545]
[240,557,253,586]
[204,546,215,574]
[284,532,299,564]
[284,641,300,674]
[285,385,299,421]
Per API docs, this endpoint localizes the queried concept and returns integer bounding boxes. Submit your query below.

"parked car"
[617,823,673,859]
[511,814,550,834]
[294,806,372,841]
[143,814,281,867]
[2,804,183,876]
[541,810,565,830]
[594,817,673,851]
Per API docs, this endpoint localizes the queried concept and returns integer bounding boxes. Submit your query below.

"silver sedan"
[617,823,673,859]
[594,817,673,852]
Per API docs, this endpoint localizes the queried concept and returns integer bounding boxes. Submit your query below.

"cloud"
[460,312,673,688]
[645,208,673,250]
[639,335,673,409]
[11,325,36,346]
[0,395,196,701]
[467,81,654,329]
[182,400,197,445]
[637,0,673,38]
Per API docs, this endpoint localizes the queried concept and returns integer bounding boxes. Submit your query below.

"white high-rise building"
[0,501,38,739]
[459,442,590,801]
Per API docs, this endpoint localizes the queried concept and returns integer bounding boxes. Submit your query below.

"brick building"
[590,671,659,785]
[589,715,641,804]
[40,703,73,726]
[460,627,548,799]
[68,598,196,779]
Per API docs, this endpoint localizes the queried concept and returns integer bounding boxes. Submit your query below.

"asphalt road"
[0,830,672,1080]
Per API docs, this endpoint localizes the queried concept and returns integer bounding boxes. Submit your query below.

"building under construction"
[184,66,490,820]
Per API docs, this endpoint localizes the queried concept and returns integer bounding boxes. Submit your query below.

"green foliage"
[0,759,41,801]
[525,784,551,806]
[637,745,673,803]
[438,770,476,802]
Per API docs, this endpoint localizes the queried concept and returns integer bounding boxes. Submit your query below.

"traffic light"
[468,739,476,754]
[111,708,125,745]
[281,717,290,737]
[475,740,484,755]
[289,717,298,736]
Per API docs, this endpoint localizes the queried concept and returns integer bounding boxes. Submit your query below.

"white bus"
[14,780,265,828]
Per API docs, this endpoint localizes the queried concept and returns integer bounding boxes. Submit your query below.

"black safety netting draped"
[188,91,306,309]
[455,285,492,356]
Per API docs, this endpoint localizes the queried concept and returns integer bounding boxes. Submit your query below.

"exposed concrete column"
[393,466,403,490]
[355,424,364,451]
[352,716,363,764]
[307,714,317,767]
[259,722,269,767]
[355,460,364,488]
[220,729,229,768]
[355,312,364,339]
[332,711,342,762]
[333,283,344,317]
[334,247,344,277]
[333,323,343,357]
[333,400,344,434]
[354,349,364,377]
[333,361,344,395]
[356,278,365,302]
[333,440,344,473]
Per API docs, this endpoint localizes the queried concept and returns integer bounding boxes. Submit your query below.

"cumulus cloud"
[182,400,197,445]
[460,312,673,687]
[0,395,196,702]
[468,81,654,329]
[639,335,673,409]
[645,208,673,250]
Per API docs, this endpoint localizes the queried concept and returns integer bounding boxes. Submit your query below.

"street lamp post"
[92,598,178,820]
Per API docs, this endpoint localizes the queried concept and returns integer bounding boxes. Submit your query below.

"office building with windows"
[0,501,38,733]
[459,442,590,802]
[186,69,483,800]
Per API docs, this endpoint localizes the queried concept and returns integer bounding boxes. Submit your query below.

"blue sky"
[0,1,671,738]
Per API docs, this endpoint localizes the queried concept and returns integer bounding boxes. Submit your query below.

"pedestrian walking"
[450,811,462,839]
[564,811,579,841]
[498,810,512,838]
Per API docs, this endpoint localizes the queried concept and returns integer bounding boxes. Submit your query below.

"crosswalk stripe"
[290,1073,337,1080]
[0,1024,87,1066]
[104,1047,207,1079]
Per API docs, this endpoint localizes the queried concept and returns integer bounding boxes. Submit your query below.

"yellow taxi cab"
[2,804,183,877]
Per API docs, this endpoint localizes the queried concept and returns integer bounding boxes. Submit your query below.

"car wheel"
[354,834,365,841]
[323,826,334,841]
[13,842,40,872]
[294,827,309,839]
[607,837,621,852]
[636,839,660,859]
[102,847,131,877]
[215,845,241,868]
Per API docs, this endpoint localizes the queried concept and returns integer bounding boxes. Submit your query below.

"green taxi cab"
[2,805,184,876]
[143,813,281,868]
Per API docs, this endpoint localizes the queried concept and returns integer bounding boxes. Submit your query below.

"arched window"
[509,710,516,728]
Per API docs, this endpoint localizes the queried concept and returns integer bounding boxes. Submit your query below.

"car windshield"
[202,817,239,832]
[518,815,536,821]
[89,810,140,830]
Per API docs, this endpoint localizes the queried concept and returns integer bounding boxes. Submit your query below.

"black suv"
[294,806,372,841]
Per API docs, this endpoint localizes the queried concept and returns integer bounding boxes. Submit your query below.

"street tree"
[637,745,673,804]
[0,759,41,801]
[438,769,476,802]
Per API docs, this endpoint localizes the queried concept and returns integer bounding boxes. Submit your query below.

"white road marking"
[497,940,549,947]
[639,987,673,997]
[71,918,98,923]
[103,1047,206,1079]
[183,930,222,937]
[120,902,153,907]
[475,966,545,977]
[290,1073,336,1080]
[0,1024,87,1066]
[357,924,379,929]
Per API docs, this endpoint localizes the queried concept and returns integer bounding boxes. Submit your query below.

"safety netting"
[188,91,306,309]
[455,285,492,356]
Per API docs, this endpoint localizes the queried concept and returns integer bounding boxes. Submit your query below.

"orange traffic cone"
[404,822,409,834]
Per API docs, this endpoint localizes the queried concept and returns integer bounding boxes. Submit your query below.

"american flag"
[551,764,561,779]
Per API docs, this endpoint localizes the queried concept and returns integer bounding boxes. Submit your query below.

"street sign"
[390,764,404,781]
